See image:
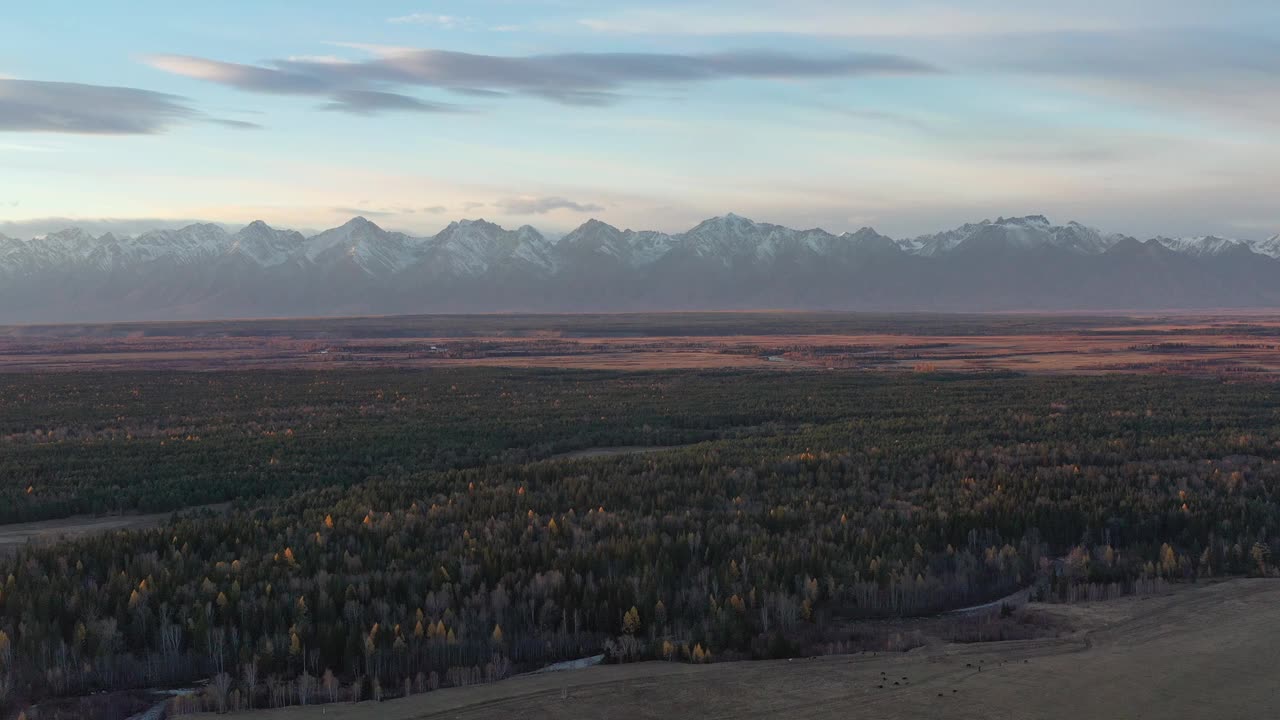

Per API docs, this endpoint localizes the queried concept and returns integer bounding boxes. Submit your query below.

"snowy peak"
[558,219,674,267]
[995,214,1051,227]
[4,228,102,273]
[1257,234,1280,259]
[105,223,232,268]
[1153,234,1280,259]
[2,214,1278,289]
[426,218,555,275]
[228,220,306,267]
[678,214,843,261]
[840,227,901,254]
[908,216,1120,256]
[1154,235,1245,258]
[303,216,420,274]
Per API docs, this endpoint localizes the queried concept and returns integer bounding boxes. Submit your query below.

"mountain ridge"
[3,214,1279,321]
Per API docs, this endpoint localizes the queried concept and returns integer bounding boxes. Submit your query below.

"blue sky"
[2,1,1278,239]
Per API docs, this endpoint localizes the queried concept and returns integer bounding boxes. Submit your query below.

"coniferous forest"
[2,368,1279,714]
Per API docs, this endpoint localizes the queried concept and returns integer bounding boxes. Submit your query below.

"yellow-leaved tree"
[622,606,641,635]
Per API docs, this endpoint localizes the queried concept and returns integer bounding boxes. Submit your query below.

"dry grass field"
[3,312,1280,376]
[190,579,1279,720]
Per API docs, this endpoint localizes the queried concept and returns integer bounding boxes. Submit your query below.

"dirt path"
[545,445,693,461]
[0,503,231,555]
[194,579,1280,719]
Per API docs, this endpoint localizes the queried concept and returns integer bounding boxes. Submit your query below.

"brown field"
[193,579,1280,720]
[2,311,1280,376]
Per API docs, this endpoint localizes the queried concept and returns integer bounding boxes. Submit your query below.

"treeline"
[2,369,1280,715]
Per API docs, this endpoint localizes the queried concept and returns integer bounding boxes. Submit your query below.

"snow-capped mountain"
[673,213,896,263]
[1259,235,1280,259]
[903,215,1124,256]
[1153,236,1245,258]
[302,216,424,275]
[227,220,306,267]
[420,219,556,276]
[94,224,233,270]
[556,219,675,268]
[2,214,1279,321]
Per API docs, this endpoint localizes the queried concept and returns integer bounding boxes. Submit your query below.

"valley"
[3,311,1280,377]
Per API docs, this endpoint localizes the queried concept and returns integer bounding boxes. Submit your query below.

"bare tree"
[207,627,227,675]
[297,670,315,705]
[351,675,365,702]
[159,610,182,659]
[242,660,258,709]
[322,668,338,703]
[211,671,232,714]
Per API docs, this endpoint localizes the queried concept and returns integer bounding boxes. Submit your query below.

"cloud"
[147,55,338,94]
[965,29,1280,128]
[0,216,228,238]
[0,79,252,134]
[209,117,264,129]
[816,106,935,133]
[447,87,508,98]
[332,206,397,217]
[494,196,604,214]
[389,14,471,29]
[146,47,938,112]
[333,204,454,217]
[320,89,464,114]
[573,2,1250,38]
[0,140,64,152]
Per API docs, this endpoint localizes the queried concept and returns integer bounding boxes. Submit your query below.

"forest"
[2,367,1279,715]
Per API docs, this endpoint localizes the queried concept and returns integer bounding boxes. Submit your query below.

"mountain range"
[3,214,1279,322]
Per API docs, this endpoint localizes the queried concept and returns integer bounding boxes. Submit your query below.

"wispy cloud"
[0,216,228,238]
[332,206,397,217]
[0,79,256,134]
[389,13,472,29]
[145,47,938,113]
[320,89,465,114]
[0,140,64,152]
[147,55,338,95]
[576,5,1126,38]
[966,29,1280,128]
[816,106,935,133]
[494,196,604,214]
[334,204,456,218]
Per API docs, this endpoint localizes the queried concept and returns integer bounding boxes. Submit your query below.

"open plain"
[3,311,1280,376]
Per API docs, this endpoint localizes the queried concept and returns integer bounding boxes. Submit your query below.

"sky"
[1,0,1279,240]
